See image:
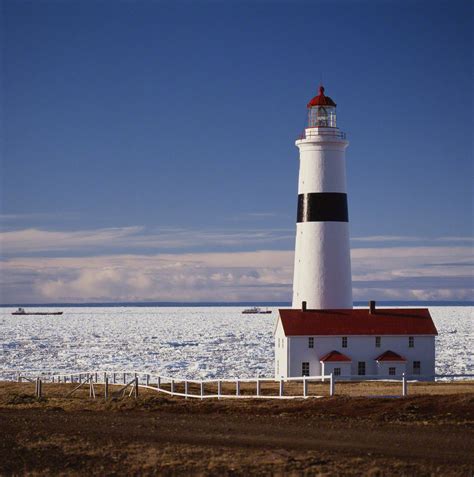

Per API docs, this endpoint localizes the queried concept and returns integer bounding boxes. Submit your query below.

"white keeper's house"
[274,85,438,380]
[274,301,438,379]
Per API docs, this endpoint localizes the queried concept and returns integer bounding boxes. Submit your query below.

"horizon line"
[1,300,473,308]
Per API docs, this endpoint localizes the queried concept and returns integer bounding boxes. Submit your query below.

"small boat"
[12,307,63,316]
[242,307,272,314]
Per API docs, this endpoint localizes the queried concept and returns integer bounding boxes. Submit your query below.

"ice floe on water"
[0,306,472,379]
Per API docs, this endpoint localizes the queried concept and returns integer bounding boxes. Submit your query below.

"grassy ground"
[0,381,473,476]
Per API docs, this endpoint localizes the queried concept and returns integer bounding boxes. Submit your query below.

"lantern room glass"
[308,105,337,128]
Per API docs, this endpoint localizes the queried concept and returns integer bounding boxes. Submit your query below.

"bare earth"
[0,382,473,476]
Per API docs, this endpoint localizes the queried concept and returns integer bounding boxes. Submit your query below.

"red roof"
[320,350,352,362]
[278,308,438,336]
[307,85,336,108]
[376,350,406,362]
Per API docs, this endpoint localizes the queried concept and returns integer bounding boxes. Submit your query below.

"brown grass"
[1,381,473,476]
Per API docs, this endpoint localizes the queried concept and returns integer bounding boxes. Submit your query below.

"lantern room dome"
[307,85,336,108]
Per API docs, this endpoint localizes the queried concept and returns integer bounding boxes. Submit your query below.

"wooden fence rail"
[3,370,474,401]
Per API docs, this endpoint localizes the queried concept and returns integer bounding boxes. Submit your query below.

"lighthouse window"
[413,361,421,375]
[316,106,328,127]
[342,337,348,348]
[302,362,310,376]
[375,336,381,348]
[409,336,415,348]
[308,337,314,348]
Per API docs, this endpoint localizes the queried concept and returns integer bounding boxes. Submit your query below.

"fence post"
[17,373,20,383]
[38,379,42,398]
[200,381,204,399]
[236,379,240,396]
[146,374,150,387]
[184,381,188,399]
[52,376,55,383]
[329,373,335,397]
[157,376,161,389]
[113,372,116,384]
[103,372,107,383]
[303,376,308,397]
[89,379,96,399]
[134,376,139,399]
[402,373,407,397]
[171,379,175,393]
[256,378,260,397]
[35,377,38,397]
[279,379,284,397]
[105,377,109,400]
[123,372,126,384]
[217,380,222,399]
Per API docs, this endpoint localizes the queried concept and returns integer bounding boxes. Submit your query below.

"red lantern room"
[307,85,337,128]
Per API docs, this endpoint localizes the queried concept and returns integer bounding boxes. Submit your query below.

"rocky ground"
[0,381,473,476]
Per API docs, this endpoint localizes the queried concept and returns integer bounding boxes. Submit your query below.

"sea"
[0,305,472,380]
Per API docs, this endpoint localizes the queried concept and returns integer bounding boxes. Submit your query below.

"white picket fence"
[1,369,473,400]
[5,370,335,399]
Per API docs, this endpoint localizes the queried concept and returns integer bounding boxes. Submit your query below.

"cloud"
[0,212,80,223]
[0,226,294,255]
[1,243,473,303]
[1,228,472,304]
[352,235,474,244]
[0,227,144,253]
[351,245,473,301]
[0,251,294,303]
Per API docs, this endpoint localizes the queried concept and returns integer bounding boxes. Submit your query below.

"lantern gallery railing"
[297,129,347,140]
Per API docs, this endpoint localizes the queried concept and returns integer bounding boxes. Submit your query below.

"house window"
[413,361,421,375]
[358,361,366,376]
[302,362,310,376]
[389,367,396,376]
[409,336,415,348]
[308,337,314,348]
[276,360,279,375]
[334,367,341,376]
[278,338,281,348]
[375,336,381,348]
[342,337,348,348]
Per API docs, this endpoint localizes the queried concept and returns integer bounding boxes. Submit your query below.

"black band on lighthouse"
[297,192,348,222]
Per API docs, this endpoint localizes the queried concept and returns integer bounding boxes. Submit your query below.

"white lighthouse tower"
[274,86,437,380]
[292,85,352,309]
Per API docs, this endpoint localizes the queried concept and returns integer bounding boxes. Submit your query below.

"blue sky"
[1,0,472,303]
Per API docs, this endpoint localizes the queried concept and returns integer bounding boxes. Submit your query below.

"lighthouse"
[292,86,352,309]
[274,86,437,380]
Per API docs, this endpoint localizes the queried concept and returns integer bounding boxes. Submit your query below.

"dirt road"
[0,383,473,476]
